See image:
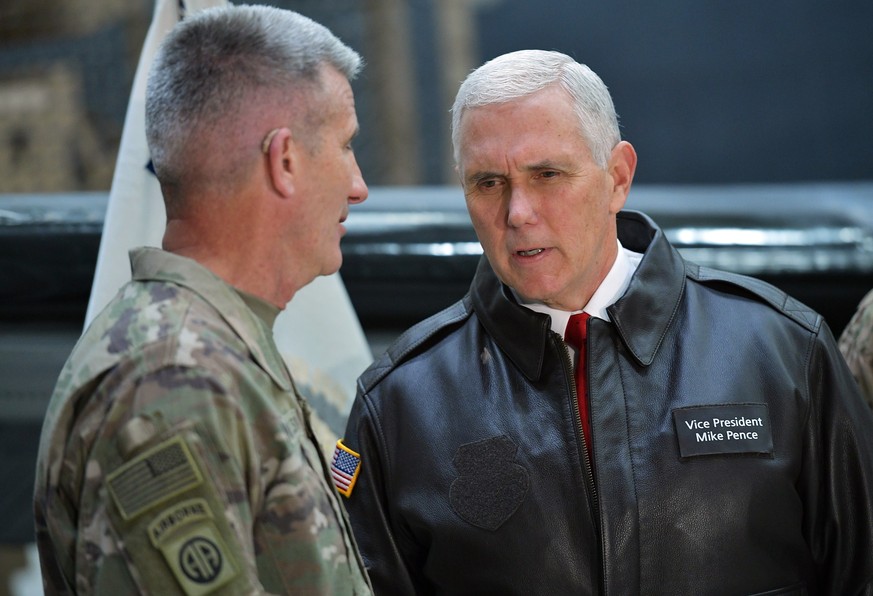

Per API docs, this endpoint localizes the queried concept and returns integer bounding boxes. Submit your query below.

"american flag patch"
[106,437,202,520]
[331,439,361,497]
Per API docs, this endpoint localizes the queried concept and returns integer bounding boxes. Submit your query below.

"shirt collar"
[129,247,292,390]
[235,287,281,328]
[516,239,643,338]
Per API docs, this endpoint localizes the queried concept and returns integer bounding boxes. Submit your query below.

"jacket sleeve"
[801,322,873,594]
[342,386,428,596]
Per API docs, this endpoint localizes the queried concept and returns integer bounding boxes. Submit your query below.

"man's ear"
[607,140,637,213]
[264,127,296,198]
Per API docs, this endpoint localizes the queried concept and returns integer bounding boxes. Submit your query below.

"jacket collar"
[608,210,686,366]
[470,210,685,380]
[129,247,292,390]
[471,255,553,381]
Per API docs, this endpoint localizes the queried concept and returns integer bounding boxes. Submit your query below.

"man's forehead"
[458,130,580,172]
[311,66,357,122]
[319,64,354,97]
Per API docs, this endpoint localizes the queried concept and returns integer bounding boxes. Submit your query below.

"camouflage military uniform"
[839,288,873,408]
[34,247,371,595]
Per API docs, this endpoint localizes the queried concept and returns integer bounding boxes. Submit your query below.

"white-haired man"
[340,50,873,594]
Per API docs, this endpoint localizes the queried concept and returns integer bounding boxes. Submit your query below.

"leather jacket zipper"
[556,332,604,593]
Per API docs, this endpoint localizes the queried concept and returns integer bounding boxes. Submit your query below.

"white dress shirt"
[516,240,643,362]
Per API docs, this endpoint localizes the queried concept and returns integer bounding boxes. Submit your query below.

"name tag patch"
[673,403,773,458]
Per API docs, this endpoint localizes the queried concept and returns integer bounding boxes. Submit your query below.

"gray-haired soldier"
[34,5,370,594]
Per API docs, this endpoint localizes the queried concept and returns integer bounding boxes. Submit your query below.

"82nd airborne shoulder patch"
[148,498,238,596]
[331,439,361,498]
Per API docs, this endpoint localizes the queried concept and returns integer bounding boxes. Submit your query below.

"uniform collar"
[129,247,292,390]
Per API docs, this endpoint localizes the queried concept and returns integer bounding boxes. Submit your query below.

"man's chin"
[322,254,343,278]
[507,282,563,309]
[497,274,545,303]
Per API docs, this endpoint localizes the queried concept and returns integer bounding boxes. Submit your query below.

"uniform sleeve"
[342,388,428,596]
[838,288,873,408]
[89,362,366,595]
[76,364,261,594]
[801,323,873,594]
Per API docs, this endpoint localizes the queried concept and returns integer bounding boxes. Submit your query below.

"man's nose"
[506,185,537,227]
[348,159,368,204]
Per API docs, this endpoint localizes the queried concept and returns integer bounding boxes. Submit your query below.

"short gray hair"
[451,49,620,168]
[146,4,362,188]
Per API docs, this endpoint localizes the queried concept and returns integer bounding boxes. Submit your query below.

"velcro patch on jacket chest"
[672,403,774,458]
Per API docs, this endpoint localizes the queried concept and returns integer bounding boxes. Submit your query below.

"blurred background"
[1,0,871,593]
[2,0,872,191]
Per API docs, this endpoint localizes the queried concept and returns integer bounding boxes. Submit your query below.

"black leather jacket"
[343,211,873,595]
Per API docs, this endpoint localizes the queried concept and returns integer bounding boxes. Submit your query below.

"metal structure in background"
[2,183,872,333]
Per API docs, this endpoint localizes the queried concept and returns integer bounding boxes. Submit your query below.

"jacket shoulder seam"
[359,296,473,393]
[691,265,822,332]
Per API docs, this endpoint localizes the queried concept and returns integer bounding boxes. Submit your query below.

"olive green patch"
[107,436,203,520]
[159,521,238,595]
[148,498,212,547]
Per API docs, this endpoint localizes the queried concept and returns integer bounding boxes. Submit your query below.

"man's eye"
[540,170,559,179]
[477,179,504,192]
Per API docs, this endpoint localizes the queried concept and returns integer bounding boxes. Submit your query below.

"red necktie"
[564,312,592,461]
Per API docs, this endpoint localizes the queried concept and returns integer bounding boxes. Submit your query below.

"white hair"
[451,49,621,168]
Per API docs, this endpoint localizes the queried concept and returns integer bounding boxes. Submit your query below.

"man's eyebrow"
[523,160,564,172]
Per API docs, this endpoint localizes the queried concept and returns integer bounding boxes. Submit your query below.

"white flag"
[86,0,373,453]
